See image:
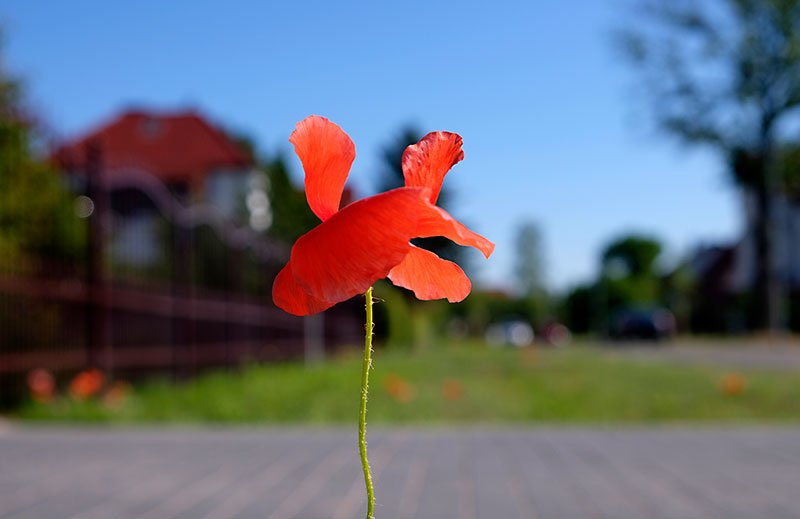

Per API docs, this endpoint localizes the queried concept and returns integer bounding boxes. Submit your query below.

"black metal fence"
[0,146,361,405]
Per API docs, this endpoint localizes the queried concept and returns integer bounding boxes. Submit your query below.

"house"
[691,190,800,330]
[51,109,268,265]
[725,191,800,291]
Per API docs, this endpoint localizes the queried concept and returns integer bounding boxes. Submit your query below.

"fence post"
[171,223,193,379]
[304,313,325,365]
[85,140,113,376]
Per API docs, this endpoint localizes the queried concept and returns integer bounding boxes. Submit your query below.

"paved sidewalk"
[606,341,800,371]
[1,426,799,518]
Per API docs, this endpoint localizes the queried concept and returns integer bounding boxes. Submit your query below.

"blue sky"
[2,1,739,291]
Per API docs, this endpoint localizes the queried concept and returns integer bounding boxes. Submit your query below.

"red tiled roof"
[51,110,252,184]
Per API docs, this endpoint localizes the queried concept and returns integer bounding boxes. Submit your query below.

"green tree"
[514,221,551,326]
[618,0,800,332]
[780,143,800,199]
[602,235,661,279]
[0,38,84,272]
[262,154,318,245]
[561,284,594,334]
[598,234,664,320]
[378,125,423,194]
[514,221,546,296]
[0,34,87,408]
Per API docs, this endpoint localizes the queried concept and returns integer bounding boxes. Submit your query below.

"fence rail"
[0,275,299,328]
[0,143,362,404]
[0,273,361,377]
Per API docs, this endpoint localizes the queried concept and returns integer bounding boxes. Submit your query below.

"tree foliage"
[599,234,664,314]
[514,221,546,296]
[617,0,800,331]
[560,234,666,334]
[618,0,800,155]
[261,154,318,245]
[602,235,662,279]
[0,39,84,270]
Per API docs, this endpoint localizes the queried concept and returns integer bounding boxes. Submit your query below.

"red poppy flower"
[272,116,428,315]
[272,116,494,316]
[68,369,106,401]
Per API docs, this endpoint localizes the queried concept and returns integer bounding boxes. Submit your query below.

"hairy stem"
[359,286,375,519]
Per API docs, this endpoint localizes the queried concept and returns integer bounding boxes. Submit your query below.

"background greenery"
[17,341,800,424]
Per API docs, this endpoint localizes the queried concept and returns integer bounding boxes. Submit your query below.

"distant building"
[691,190,800,330]
[51,109,267,265]
[726,191,800,291]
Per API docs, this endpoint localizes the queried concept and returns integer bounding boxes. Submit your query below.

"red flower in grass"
[27,368,55,403]
[272,116,493,316]
[69,369,106,401]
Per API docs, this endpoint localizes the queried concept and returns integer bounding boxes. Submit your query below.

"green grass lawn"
[16,342,800,424]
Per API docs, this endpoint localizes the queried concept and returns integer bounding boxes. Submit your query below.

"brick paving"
[1,426,800,518]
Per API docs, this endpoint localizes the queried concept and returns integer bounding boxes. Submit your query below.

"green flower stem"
[359,286,376,519]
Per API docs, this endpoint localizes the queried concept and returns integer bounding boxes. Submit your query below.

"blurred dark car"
[609,307,675,341]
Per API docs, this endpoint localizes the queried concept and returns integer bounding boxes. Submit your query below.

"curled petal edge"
[402,131,464,204]
[417,200,495,259]
[388,245,471,302]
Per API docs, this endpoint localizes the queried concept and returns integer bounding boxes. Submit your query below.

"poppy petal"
[417,200,495,258]
[290,115,356,222]
[402,131,464,204]
[388,246,471,302]
[290,187,425,304]
[272,262,336,316]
